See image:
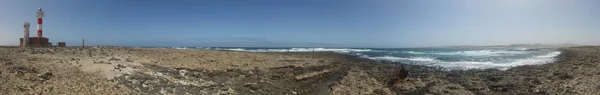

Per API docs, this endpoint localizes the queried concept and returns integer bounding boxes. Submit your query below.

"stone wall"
[20,37,50,47]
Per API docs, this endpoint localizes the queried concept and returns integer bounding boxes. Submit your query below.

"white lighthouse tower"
[23,22,30,47]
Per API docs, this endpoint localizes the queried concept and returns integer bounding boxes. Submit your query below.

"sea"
[163,47,562,70]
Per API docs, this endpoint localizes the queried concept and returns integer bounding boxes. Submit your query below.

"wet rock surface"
[382,47,600,95]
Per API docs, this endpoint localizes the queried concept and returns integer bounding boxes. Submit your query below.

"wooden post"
[82,39,85,47]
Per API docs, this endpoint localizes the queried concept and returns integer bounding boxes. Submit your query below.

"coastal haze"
[1,0,600,95]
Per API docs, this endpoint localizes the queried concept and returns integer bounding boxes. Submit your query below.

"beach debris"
[179,70,187,76]
[294,69,330,81]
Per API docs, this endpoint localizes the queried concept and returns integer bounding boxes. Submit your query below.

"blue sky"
[1,0,600,47]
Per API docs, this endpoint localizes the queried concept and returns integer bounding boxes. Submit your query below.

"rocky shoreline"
[1,46,599,94]
[384,46,600,94]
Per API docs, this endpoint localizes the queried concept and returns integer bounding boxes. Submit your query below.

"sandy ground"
[0,47,135,95]
[1,46,599,95]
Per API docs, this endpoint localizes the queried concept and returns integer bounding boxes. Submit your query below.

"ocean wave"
[438,51,560,70]
[507,48,541,51]
[363,51,561,70]
[218,48,371,53]
[194,47,212,49]
[167,47,559,70]
[401,50,528,56]
[402,51,427,54]
[222,48,246,51]
[433,50,527,56]
[366,56,436,62]
[355,53,368,57]
[509,48,529,51]
[171,47,188,49]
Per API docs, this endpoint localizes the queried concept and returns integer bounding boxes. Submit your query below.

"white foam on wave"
[512,48,529,51]
[367,56,436,62]
[220,48,371,53]
[172,47,188,49]
[223,48,246,51]
[365,51,561,70]
[402,50,528,56]
[403,51,427,54]
[355,53,367,57]
[434,50,527,56]
[194,47,213,49]
[440,51,561,70]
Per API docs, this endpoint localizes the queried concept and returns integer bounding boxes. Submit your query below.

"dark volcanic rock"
[489,84,513,92]
[244,83,261,90]
[487,76,503,82]
[40,72,53,80]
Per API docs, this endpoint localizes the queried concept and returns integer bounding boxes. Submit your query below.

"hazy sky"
[1,0,599,47]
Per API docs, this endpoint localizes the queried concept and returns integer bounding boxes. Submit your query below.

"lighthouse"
[37,8,43,38]
[21,8,50,47]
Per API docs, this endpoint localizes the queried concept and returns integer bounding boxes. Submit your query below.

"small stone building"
[20,37,50,47]
[58,42,66,47]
